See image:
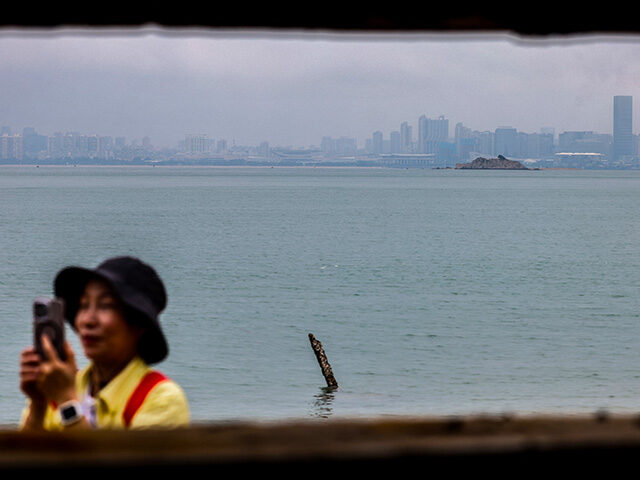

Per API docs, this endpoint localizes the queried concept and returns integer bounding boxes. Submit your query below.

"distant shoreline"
[539,167,582,170]
[0,164,624,172]
[0,164,387,169]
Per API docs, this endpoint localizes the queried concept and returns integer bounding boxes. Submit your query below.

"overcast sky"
[1,28,640,148]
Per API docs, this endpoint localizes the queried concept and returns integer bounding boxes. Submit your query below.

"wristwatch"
[58,400,84,426]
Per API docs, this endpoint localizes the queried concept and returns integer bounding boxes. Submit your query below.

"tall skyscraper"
[418,115,448,154]
[400,121,412,153]
[613,95,633,161]
[418,115,427,153]
[455,122,472,160]
[494,127,518,157]
[372,131,383,154]
[390,131,401,153]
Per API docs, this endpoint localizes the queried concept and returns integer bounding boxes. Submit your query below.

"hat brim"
[54,266,168,364]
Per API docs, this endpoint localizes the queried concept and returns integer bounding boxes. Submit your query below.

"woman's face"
[75,278,143,366]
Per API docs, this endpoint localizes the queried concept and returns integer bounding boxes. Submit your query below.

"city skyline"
[0,93,635,153]
[2,95,635,167]
[0,95,632,150]
[2,28,640,149]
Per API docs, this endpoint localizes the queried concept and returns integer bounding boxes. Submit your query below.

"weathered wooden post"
[308,333,338,389]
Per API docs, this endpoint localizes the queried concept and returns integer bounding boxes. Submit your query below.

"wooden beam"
[308,333,338,389]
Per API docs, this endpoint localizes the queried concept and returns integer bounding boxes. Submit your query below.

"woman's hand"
[19,346,46,407]
[36,335,79,406]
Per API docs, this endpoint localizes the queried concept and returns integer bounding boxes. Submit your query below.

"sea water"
[1,166,639,427]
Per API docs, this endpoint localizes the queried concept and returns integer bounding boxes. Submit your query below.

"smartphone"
[33,297,66,361]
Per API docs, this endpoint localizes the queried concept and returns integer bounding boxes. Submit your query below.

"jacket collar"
[78,356,150,411]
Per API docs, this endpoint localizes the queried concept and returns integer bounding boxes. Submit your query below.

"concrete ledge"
[3,413,640,474]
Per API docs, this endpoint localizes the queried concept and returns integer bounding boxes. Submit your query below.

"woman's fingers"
[20,366,41,382]
[21,349,41,366]
[20,349,42,378]
[33,337,78,405]
[63,341,77,370]
[20,359,40,374]
[40,334,60,363]
[19,347,45,401]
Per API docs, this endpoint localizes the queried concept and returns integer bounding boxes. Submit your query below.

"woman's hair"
[122,305,155,364]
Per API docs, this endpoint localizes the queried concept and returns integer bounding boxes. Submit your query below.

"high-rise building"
[455,123,472,160]
[0,134,22,160]
[475,131,494,156]
[320,136,356,155]
[494,127,518,157]
[335,137,357,155]
[418,115,427,153]
[389,131,401,153]
[63,133,78,153]
[418,115,448,154]
[613,95,633,161]
[48,133,63,155]
[538,133,555,158]
[559,131,612,156]
[258,141,270,157]
[87,135,98,155]
[372,131,383,154]
[98,136,114,159]
[540,127,555,145]
[22,127,47,157]
[185,134,209,154]
[400,121,412,153]
[321,136,334,154]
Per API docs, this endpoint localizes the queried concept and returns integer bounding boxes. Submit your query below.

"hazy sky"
[1,28,640,148]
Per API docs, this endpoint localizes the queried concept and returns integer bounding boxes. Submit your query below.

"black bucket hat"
[53,256,168,364]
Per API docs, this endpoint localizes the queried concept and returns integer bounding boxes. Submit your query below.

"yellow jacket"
[21,356,190,430]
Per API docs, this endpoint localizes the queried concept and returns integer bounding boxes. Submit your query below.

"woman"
[19,256,190,430]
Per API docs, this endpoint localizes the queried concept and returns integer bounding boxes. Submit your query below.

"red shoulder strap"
[123,371,168,427]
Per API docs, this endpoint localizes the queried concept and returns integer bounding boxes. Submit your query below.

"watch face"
[61,405,78,421]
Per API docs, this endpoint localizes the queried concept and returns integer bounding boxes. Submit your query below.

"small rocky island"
[455,155,529,170]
